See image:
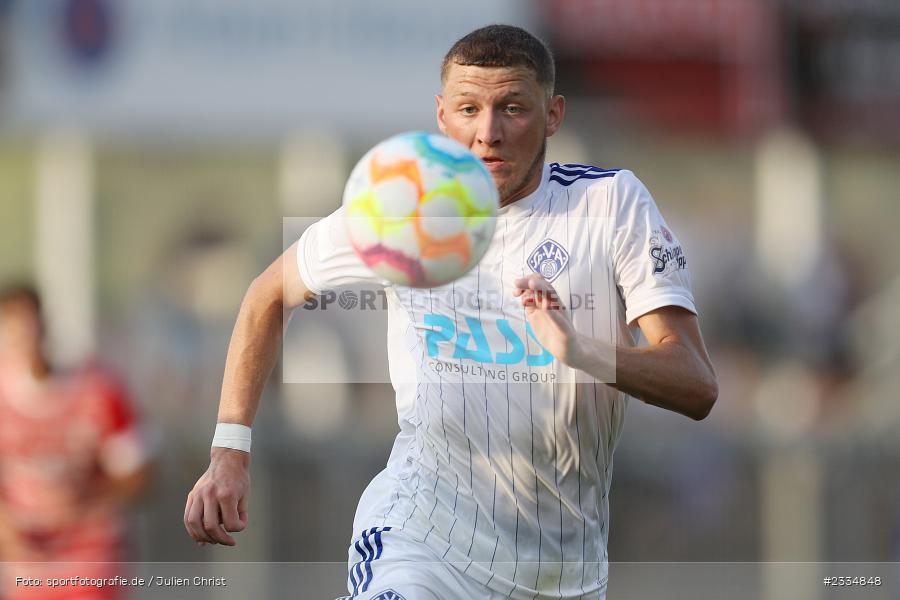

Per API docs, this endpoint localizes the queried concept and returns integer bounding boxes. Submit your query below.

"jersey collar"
[497,163,549,216]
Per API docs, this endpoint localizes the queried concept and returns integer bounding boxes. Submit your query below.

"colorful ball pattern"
[343,132,498,288]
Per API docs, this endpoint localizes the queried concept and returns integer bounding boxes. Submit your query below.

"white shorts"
[338,525,509,600]
[338,467,607,600]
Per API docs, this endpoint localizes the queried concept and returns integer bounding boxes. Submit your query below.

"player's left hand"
[513,274,581,366]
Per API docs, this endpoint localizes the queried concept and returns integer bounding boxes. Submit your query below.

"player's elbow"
[689,374,718,421]
[246,265,286,311]
[247,242,312,310]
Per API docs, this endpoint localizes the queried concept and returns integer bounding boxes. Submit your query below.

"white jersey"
[297,163,696,599]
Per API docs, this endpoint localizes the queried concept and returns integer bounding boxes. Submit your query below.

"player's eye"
[504,105,523,115]
[460,106,477,115]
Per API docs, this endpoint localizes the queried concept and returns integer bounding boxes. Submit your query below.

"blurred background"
[1,0,899,598]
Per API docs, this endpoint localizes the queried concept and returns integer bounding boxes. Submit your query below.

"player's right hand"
[184,447,250,546]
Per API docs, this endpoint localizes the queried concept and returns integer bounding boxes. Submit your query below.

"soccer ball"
[343,131,498,288]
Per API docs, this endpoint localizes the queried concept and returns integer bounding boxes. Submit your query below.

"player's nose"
[475,111,502,147]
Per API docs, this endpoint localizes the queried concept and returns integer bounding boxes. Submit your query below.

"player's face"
[0,299,43,363]
[437,64,564,207]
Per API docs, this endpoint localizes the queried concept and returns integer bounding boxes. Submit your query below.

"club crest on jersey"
[370,591,406,600]
[527,238,569,282]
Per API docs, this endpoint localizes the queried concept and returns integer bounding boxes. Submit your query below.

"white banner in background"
[3,0,533,136]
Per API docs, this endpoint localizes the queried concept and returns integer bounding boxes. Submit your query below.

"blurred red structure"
[540,0,784,135]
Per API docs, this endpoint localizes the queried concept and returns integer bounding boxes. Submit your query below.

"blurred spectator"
[0,284,153,600]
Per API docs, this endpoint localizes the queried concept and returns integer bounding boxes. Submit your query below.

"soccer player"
[184,25,717,600]
[0,285,152,600]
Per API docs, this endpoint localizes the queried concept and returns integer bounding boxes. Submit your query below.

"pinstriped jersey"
[297,163,696,599]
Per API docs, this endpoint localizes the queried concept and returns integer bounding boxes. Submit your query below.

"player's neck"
[31,356,51,380]
[4,354,52,381]
[499,164,544,208]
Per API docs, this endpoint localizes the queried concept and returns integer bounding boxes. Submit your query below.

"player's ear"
[545,94,565,138]
[435,95,448,134]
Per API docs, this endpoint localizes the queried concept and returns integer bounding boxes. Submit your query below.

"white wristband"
[211,423,252,453]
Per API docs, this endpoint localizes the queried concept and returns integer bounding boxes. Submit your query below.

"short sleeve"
[611,170,697,325]
[88,371,149,478]
[296,206,389,295]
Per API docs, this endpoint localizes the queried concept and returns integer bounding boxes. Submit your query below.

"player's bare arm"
[84,463,153,521]
[184,241,313,546]
[514,273,718,421]
[618,306,718,420]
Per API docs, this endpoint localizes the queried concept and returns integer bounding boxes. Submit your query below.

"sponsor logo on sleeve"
[649,227,687,275]
[661,225,673,243]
